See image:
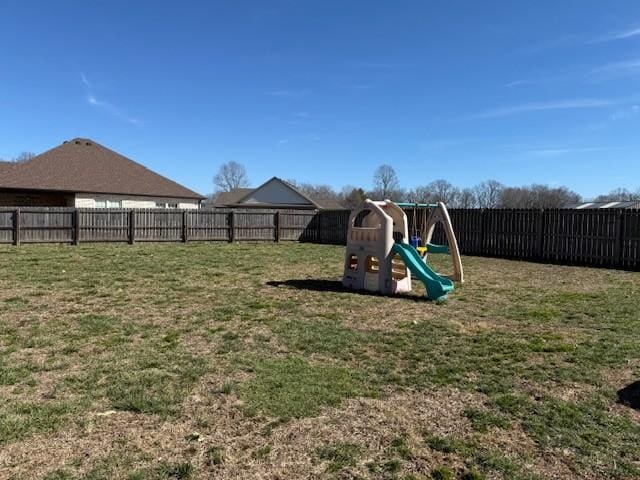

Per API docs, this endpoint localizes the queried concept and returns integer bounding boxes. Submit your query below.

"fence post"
[182,210,188,243]
[128,210,136,244]
[73,209,80,245]
[615,210,623,267]
[536,209,544,259]
[479,209,486,253]
[228,211,235,243]
[274,211,280,242]
[13,208,20,246]
[317,211,324,243]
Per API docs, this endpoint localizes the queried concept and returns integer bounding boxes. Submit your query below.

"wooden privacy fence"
[1,207,640,270]
[414,208,640,270]
[0,207,347,246]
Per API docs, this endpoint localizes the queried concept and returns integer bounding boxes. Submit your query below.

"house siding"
[74,193,200,209]
[240,179,313,206]
[0,190,74,207]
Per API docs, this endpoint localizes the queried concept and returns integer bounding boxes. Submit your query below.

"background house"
[213,177,345,209]
[566,201,640,209]
[0,138,204,208]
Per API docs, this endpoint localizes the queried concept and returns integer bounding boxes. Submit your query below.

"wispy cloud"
[471,97,623,119]
[590,26,640,43]
[523,147,606,158]
[520,23,640,54]
[592,58,640,76]
[502,59,640,90]
[80,72,91,88]
[504,79,536,88]
[81,73,142,126]
[276,133,319,146]
[86,94,142,126]
[610,104,640,120]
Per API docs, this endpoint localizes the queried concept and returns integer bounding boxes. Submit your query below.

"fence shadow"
[617,380,640,410]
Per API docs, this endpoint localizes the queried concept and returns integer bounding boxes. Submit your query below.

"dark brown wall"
[0,189,74,207]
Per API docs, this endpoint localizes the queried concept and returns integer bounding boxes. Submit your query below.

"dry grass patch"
[0,243,639,479]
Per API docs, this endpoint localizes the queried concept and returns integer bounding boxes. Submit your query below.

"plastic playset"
[342,199,463,301]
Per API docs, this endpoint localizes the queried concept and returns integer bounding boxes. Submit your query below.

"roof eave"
[0,185,205,200]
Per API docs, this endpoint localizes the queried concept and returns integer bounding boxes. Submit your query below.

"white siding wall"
[242,178,312,206]
[74,193,200,209]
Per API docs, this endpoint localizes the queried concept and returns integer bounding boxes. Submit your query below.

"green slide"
[392,243,454,301]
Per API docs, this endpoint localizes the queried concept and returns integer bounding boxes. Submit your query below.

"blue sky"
[1,1,639,198]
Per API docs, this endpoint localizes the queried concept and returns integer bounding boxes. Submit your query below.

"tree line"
[0,152,35,164]
[4,153,636,208]
[211,161,640,209]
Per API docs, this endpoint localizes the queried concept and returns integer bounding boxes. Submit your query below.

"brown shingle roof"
[212,188,254,206]
[0,138,204,199]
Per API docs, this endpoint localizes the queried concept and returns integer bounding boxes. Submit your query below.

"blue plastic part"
[392,243,454,301]
[426,243,449,254]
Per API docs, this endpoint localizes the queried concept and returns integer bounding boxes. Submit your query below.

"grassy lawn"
[0,242,639,480]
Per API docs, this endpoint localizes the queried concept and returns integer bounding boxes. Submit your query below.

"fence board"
[186,210,230,241]
[279,211,317,241]
[18,208,74,243]
[79,209,130,242]
[234,211,275,241]
[134,209,183,242]
[0,209,13,244]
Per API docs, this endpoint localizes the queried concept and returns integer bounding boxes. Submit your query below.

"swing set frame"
[396,202,464,283]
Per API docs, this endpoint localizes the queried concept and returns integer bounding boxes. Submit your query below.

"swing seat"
[425,243,449,254]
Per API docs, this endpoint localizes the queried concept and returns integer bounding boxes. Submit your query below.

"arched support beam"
[424,202,464,283]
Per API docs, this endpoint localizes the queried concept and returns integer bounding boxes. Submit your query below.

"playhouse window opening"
[354,210,372,227]
[391,254,407,280]
[348,254,358,271]
[365,256,379,273]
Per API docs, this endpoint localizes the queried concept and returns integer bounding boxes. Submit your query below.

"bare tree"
[427,179,460,204]
[287,180,342,205]
[499,184,581,208]
[213,161,250,192]
[474,180,504,208]
[455,188,477,208]
[406,186,429,203]
[408,180,460,205]
[372,164,401,199]
[3,151,36,163]
[594,188,640,202]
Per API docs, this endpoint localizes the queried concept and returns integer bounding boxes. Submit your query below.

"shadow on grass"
[617,380,640,410]
[267,279,346,293]
[266,279,427,302]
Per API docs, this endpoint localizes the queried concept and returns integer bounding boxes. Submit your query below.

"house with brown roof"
[213,177,345,210]
[0,138,205,208]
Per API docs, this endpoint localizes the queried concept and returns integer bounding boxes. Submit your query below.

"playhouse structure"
[342,199,463,301]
